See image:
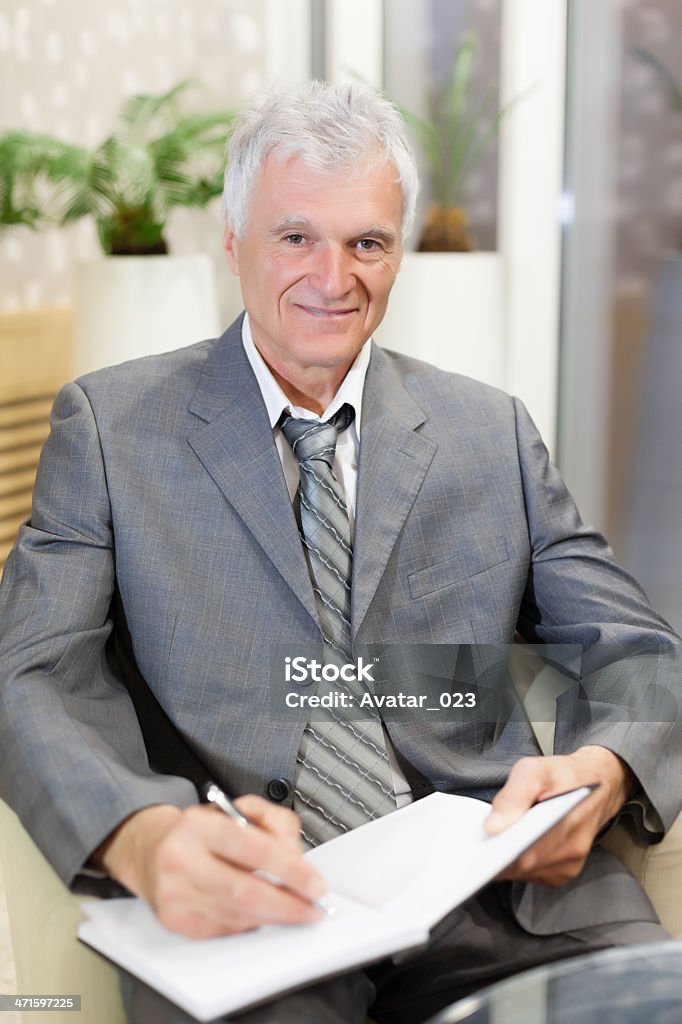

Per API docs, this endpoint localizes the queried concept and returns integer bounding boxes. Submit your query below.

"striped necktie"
[280,405,396,846]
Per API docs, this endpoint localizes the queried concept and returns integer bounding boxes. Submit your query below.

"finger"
[188,859,326,934]
[234,794,303,847]
[494,827,565,881]
[498,840,589,885]
[154,866,324,938]
[495,813,596,885]
[185,805,326,903]
[486,758,558,834]
[151,820,325,938]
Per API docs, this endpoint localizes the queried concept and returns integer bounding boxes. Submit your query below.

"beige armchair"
[0,799,125,1024]
[511,644,682,938]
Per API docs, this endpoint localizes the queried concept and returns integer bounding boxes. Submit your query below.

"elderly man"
[0,81,679,1024]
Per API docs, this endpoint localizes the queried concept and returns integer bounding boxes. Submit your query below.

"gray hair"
[223,79,419,243]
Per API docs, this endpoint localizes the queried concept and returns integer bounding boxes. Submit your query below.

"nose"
[309,244,355,300]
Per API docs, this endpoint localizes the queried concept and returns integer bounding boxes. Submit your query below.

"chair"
[512,643,682,937]
[0,799,126,1024]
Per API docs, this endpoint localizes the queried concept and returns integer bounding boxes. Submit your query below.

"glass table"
[428,941,682,1024]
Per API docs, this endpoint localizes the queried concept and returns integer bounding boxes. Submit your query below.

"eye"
[284,233,305,245]
[356,238,381,252]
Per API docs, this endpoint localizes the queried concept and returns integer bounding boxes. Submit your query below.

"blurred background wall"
[560,0,682,631]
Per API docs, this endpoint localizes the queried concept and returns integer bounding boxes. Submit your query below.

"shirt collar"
[241,312,370,435]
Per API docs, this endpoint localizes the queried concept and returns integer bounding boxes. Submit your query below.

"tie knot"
[280,404,354,467]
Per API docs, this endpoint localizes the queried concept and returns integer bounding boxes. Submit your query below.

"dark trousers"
[120,883,669,1024]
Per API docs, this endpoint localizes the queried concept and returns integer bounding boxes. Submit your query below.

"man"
[0,80,680,1023]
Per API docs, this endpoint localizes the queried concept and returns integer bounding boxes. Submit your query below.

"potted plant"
[0,81,236,374]
[377,34,525,386]
[399,32,524,252]
[1,80,235,253]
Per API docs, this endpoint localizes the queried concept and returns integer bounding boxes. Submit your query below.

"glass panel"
[383,0,503,251]
[560,0,682,633]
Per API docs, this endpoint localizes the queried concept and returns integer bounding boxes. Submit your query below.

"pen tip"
[315,896,335,917]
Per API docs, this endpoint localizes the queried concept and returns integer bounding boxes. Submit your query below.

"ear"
[223,226,240,276]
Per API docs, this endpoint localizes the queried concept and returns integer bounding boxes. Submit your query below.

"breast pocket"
[407,537,510,600]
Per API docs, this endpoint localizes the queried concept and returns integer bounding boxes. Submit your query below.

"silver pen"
[202,782,331,915]
[204,782,250,825]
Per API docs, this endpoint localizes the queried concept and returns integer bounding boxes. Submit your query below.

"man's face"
[224,151,403,387]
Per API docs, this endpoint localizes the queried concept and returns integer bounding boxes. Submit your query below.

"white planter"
[73,253,221,377]
[376,252,506,389]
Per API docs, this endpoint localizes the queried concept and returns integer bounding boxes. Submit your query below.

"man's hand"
[94,796,326,938]
[485,746,635,887]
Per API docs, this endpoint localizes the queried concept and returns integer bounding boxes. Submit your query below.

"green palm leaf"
[118,79,195,136]
[0,80,236,253]
[397,32,529,229]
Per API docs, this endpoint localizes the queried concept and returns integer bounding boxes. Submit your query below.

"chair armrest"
[0,800,125,1024]
[602,814,682,939]
[508,646,682,938]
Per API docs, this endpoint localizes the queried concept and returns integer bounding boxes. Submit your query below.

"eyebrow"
[269,218,397,247]
[356,225,397,247]
[268,217,314,237]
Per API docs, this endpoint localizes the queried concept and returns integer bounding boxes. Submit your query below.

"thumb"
[485,759,548,835]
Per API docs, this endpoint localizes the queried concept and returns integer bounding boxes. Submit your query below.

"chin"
[311,334,364,356]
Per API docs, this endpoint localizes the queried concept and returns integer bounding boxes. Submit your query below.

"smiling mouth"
[297,305,357,317]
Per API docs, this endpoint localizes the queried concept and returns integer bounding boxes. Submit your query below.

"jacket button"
[267,778,292,802]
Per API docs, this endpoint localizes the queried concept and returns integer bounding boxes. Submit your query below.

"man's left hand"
[486,746,635,886]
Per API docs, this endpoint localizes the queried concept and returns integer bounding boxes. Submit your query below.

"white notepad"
[79,787,591,1021]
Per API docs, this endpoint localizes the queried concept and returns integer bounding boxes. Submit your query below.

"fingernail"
[486,811,505,834]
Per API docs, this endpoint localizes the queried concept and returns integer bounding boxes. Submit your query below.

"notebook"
[79,786,592,1021]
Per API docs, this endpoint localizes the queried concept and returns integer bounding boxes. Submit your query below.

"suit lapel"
[187,318,319,626]
[352,345,437,638]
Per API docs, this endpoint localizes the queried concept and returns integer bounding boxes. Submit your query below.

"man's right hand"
[93,796,327,939]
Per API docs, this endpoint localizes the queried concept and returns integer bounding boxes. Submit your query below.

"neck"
[269,363,350,417]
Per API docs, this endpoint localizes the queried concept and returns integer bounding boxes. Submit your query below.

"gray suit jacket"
[1,315,680,935]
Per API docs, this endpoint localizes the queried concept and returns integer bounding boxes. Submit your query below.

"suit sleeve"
[512,396,682,836]
[0,382,198,887]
